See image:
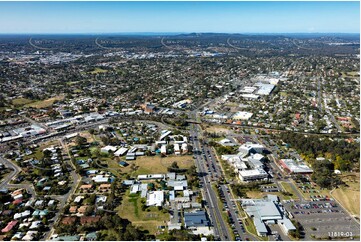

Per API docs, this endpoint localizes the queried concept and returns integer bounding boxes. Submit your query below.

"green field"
[126,155,194,176]
[12,98,34,106]
[25,95,64,108]
[89,155,194,179]
[279,182,300,200]
[341,71,360,78]
[332,173,360,217]
[280,91,290,97]
[89,67,109,74]
[117,192,169,235]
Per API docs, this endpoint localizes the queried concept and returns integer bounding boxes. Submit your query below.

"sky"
[0,1,359,34]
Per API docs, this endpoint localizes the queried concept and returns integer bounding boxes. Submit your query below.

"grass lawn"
[24,140,61,161]
[95,155,194,179]
[279,182,300,200]
[89,67,108,74]
[332,173,360,217]
[212,137,226,142]
[341,71,360,78]
[127,155,194,176]
[103,158,123,178]
[79,131,96,143]
[246,191,266,199]
[25,95,64,108]
[333,188,360,217]
[117,192,169,235]
[280,91,288,97]
[12,98,34,106]
[26,149,43,160]
[244,217,267,241]
[205,125,231,135]
[66,81,79,86]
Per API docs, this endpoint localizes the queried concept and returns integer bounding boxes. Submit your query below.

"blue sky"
[0,1,359,34]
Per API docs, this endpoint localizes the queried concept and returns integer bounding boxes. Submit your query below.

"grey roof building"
[184,210,209,228]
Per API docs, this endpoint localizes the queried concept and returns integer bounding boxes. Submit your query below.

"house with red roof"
[1,220,18,233]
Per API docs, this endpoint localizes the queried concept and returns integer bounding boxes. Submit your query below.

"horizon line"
[0,32,359,35]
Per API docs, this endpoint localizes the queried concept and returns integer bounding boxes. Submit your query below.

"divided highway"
[190,122,231,240]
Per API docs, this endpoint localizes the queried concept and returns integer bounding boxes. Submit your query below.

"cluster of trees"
[279,132,359,171]
[208,141,238,156]
[311,160,343,189]
[289,220,305,239]
[166,117,188,127]
[56,213,153,241]
[231,181,270,198]
[160,229,214,241]
[186,165,199,189]
[167,161,187,173]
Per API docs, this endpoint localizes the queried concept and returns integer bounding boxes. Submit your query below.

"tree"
[76,135,87,147]
[170,161,179,169]
[122,224,144,241]
[43,149,52,158]
[311,160,343,189]
[85,205,95,216]
[147,183,155,191]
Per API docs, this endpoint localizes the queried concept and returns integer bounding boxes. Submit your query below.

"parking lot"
[284,200,360,240]
[217,185,247,241]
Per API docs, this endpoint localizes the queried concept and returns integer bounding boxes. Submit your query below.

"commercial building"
[183,210,209,229]
[239,86,257,93]
[255,83,275,96]
[13,125,46,138]
[238,169,268,182]
[240,94,260,100]
[232,111,253,120]
[239,143,264,155]
[279,159,313,174]
[241,195,294,237]
[114,147,128,156]
[279,218,296,235]
[247,154,265,169]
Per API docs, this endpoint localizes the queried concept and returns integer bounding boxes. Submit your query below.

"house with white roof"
[100,145,118,153]
[146,191,164,207]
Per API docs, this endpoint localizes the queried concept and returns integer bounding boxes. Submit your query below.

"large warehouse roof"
[243,200,283,221]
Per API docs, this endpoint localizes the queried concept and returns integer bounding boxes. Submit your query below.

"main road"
[44,138,82,241]
[190,122,230,240]
[0,156,21,189]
